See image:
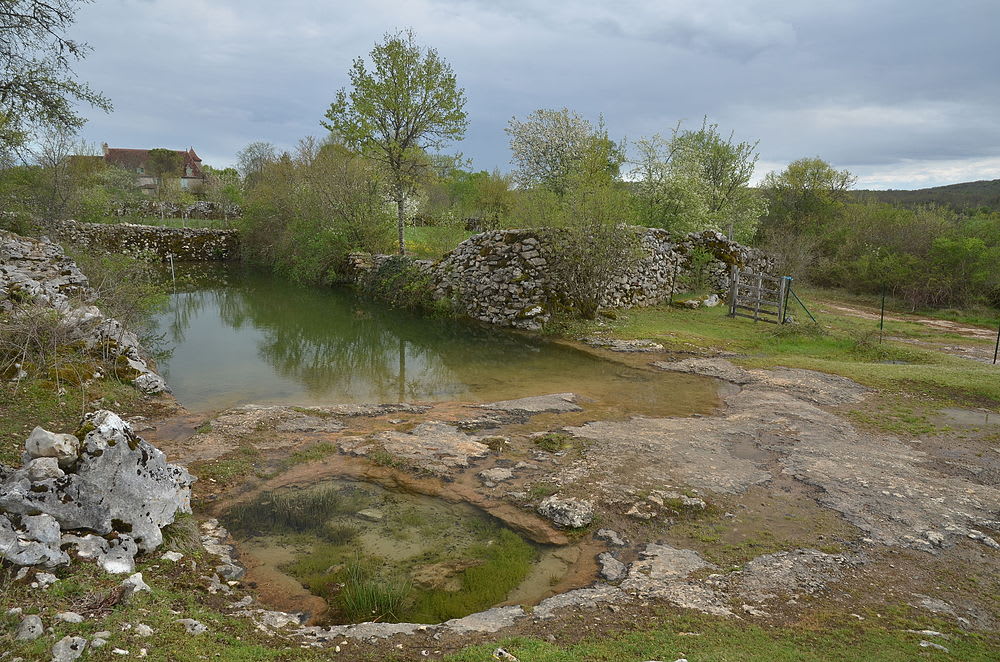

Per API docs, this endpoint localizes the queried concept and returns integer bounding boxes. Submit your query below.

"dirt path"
[823,302,999,363]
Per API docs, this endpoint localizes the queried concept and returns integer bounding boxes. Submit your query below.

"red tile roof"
[103,147,204,178]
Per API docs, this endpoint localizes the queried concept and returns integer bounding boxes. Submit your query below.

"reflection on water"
[151,263,716,414]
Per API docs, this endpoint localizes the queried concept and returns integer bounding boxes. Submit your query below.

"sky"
[69,0,1000,190]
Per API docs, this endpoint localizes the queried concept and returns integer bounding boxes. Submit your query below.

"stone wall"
[355,228,771,331]
[42,219,237,261]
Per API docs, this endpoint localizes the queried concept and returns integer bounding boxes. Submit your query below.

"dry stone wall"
[356,228,771,331]
[42,219,237,261]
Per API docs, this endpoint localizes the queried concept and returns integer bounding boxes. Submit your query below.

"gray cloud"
[69,0,1000,188]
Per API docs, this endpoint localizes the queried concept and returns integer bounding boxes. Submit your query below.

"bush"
[358,255,439,312]
[238,138,396,285]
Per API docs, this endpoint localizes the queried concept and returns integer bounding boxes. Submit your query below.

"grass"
[193,445,262,484]
[533,432,575,452]
[528,482,561,499]
[223,485,366,537]
[0,558,325,662]
[0,377,144,466]
[406,528,536,624]
[336,555,412,623]
[591,297,1000,410]
[441,609,1000,662]
[281,441,338,467]
[403,225,474,260]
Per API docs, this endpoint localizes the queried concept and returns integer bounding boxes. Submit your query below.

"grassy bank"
[582,289,999,409]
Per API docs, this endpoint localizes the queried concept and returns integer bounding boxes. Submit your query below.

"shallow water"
[151,263,717,415]
[224,479,564,624]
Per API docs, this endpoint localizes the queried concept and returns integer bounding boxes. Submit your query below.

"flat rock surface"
[478,393,582,414]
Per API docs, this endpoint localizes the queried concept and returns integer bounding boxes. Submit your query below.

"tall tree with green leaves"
[760,157,856,237]
[322,29,468,254]
[0,0,111,151]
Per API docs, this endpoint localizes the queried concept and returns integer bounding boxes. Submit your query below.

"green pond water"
[151,263,716,415]
[223,479,570,624]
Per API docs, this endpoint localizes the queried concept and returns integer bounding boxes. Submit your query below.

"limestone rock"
[537,496,594,528]
[176,618,208,635]
[98,536,138,574]
[56,611,84,623]
[598,552,627,581]
[25,457,64,481]
[24,427,79,468]
[15,614,43,640]
[478,467,514,483]
[62,533,110,560]
[479,393,582,414]
[596,528,626,546]
[51,636,87,662]
[0,410,194,556]
[0,513,70,567]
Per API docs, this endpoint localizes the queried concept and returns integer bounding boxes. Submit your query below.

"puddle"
[938,408,999,427]
[222,478,578,624]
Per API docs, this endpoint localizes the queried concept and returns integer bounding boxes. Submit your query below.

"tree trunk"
[395,180,406,256]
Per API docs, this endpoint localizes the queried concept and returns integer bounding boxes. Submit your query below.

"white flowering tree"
[506,108,624,196]
[632,119,765,242]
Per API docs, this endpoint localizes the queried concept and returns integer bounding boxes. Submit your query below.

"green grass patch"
[223,485,366,537]
[193,445,262,484]
[0,377,144,466]
[281,441,339,467]
[533,432,575,452]
[404,225,474,260]
[443,609,999,661]
[590,298,1000,408]
[406,528,535,623]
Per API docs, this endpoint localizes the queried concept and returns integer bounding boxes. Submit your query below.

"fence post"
[778,277,790,324]
[728,264,738,317]
[879,286,886,344]
[754,272,764,322]
[994,319,999,365]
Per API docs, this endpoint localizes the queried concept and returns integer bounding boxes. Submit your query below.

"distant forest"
[852,178,1000,211]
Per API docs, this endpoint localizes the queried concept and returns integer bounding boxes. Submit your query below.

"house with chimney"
[101,144,206,193]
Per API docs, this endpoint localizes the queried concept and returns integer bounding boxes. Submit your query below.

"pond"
[150,263,717,416]
[151,263,720,624]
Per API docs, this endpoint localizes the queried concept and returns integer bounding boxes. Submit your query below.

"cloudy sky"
[70,0,1000,189]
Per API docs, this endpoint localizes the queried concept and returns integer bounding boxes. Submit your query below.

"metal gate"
[728,265,789,324]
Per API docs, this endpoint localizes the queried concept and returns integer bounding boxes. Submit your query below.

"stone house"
[101,144,206,193]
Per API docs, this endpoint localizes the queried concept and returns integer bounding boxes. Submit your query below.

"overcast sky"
[70,0,1000,189]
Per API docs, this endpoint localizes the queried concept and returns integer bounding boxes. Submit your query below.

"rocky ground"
[108,352,997,658]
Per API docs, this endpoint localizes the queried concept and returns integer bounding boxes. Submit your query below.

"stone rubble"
[0,230,168,393]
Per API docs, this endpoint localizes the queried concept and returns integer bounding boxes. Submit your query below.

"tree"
[1,0,111,150]
[631,119,765,242]
[202,166,243,220]
[323,29,468,255]
[759,157,856,237]
[146,148,183,179]
[235,141,277,188]
[506,108,624,195]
